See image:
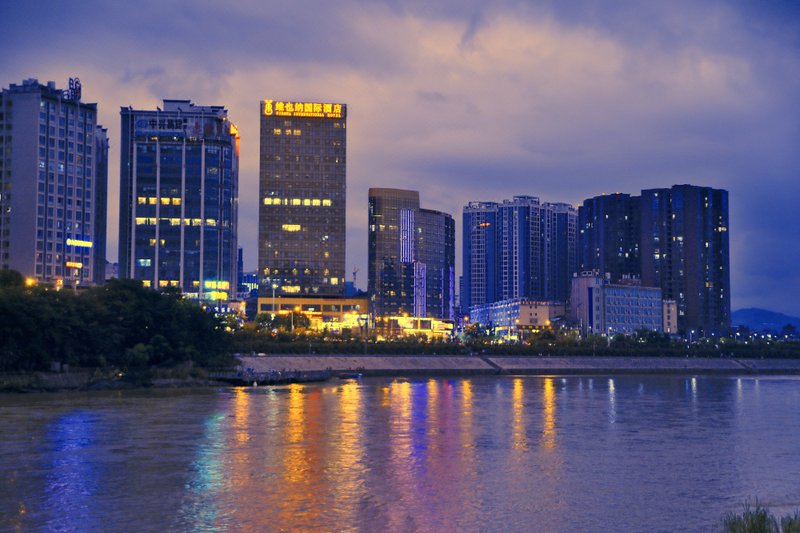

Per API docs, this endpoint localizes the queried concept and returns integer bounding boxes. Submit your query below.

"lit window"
[322,199,332,206]
[291,198,301,206]
[311,199,321,206]
[282,224,301,232]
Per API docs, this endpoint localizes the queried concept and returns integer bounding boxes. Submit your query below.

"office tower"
[640,184,730,335]
[119,99,239,300]
[368,188,455,319]
[259,99,346,297]
[0,78,108,286]
[462,196,577,310]
[578,193,641,282]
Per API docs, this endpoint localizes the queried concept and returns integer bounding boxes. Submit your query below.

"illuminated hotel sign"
[263,100,345,119]
[66,238,93,248]
[65,261,83,269]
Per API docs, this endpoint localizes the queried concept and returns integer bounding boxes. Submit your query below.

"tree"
[0,269,25,289]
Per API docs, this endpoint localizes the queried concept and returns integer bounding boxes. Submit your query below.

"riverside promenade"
[236,355,800,377]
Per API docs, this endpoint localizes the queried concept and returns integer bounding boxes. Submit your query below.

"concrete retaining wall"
[238,355,496,375]
[488,356,748,374]
[236,355,800,376]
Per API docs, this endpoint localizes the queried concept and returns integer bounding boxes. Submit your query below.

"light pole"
[271,282,278,320]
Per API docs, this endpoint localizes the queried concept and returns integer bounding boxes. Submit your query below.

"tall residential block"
[0,78,108,285]
[119,99,239,300]
[578,193,640,282]
[640,184,730,335]
[462,196,577,312]
[259,99,346,298]
[462,201,498,309]
[368,188,455,319]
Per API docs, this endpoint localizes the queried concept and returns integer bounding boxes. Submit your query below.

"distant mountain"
[732,308,800,332]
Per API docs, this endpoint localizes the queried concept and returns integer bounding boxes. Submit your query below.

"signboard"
[64,77,82,101]
[263,100,345,119]
[134,116,228,139]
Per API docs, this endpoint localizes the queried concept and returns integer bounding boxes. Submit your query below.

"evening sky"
[1,0,798,314]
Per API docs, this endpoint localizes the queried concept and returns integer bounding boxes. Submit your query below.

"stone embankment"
[237,355,800,377]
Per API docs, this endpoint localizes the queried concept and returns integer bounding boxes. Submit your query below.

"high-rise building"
[0,78,108,286]
[368,188,455,319]
[640,184,730,335]
[578,193,640,282]
[259,99,346,298]
[462,201,498,309]
[119,99,239,300]
[462,196,577,311]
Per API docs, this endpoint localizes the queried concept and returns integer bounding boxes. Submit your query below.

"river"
[1,375,799,532]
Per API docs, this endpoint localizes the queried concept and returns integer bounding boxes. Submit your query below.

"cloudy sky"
[2,0,799,314]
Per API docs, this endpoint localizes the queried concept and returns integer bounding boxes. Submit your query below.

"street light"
[271,282,278,320]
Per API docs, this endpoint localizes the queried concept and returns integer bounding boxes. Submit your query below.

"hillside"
[732,308,800,332]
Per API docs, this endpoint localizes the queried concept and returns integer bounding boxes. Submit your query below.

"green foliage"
[462,323,495,347]
[0,273,234,371]
[781,512,800,533]
[0,269,25,289]
[721,501,800,533]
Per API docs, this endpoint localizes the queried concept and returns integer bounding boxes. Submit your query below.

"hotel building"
[0,78,108,286]
[118,99,239,300]
[258,99,346,299]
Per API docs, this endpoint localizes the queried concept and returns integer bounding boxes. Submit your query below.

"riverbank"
[0,370,228,393]
[237,354,800,376]
[5,355,800,392]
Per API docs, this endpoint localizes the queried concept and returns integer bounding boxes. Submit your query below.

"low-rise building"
[570,272,663,336]
[257,295,369,335]
[468,298,566,341]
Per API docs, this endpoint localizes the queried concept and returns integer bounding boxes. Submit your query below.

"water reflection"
[512,378,526,450]
[278,384,325,530]
[330,381,365,526]
[4,376,799,532]
[44,411,100,531]
[608,378,617,424]
[541,378,556,450]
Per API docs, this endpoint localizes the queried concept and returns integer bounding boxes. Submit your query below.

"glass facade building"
[368,188,455,319]
[0,78,107,286]
[119,100,239,300]
[258,99,346,298]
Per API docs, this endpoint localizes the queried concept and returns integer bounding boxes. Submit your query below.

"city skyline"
[1,1,798,314]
